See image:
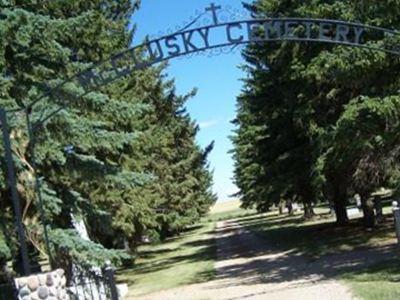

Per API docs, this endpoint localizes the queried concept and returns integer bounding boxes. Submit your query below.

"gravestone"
[393,201,400,244]
[346,207,360,218]
[69,214,128,299]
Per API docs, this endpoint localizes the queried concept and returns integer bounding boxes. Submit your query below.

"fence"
[67,264,119,300]
[0,281,17,300]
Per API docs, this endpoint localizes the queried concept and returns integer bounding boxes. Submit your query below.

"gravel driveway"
[137,220,397,300]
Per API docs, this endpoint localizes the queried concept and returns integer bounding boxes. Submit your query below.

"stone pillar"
[15,269,69,300]
[393,201,400,245]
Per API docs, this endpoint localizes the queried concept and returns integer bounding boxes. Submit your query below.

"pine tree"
[232,0,400,225]
[1,0,216,278]
[0,0,144,273]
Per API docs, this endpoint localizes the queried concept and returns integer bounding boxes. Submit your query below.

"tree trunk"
[374,196,384,224]
[286,200,293,215]
[278,203,284,215]
[298,182,315,220]
[328,179,349,225]
[361,193,376,228]
[333,199,348,225]
[328,199,335,215]
[303,201,315,219]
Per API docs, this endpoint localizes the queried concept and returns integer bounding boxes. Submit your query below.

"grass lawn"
[239,207,396,258]
[238,205,399,299]
[117,200,399,300]
[118,222,216,298]
[118,200,252,298]
[341,259,400,300]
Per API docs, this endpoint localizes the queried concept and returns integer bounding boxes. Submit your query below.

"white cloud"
[199,119,218,129]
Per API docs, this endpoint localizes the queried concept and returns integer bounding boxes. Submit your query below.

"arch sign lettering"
[27,3,400,117]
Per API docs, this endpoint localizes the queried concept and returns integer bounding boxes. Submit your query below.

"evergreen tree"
[0,0,216,278]
[232,0,400,225]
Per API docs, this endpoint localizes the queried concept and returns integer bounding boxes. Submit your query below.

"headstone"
[355,194,362,208]
[70,214,90,241]
[346,207,360,218]
[69,214,109,300]
[69,215,127,299]
[392,201,400,244]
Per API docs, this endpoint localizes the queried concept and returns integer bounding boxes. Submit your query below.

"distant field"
[205,200,256,223]
[210,200,242,214]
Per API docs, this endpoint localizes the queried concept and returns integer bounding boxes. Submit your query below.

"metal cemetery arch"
[2,3,400,276]
[24,12,400,115]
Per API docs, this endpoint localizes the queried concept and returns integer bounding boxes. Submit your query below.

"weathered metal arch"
[18,17,400,127]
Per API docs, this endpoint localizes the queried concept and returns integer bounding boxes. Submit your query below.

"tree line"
[0,0,216,278]
[232,0,400,227]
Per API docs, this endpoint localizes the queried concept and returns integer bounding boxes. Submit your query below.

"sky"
[132,0,248,202]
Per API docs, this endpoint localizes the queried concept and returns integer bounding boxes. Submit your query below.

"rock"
[21,296,31,300]
[49,286,58,296]
[38,274,47,286]
[27,276,39,291]
[37,286,49,299]
[19,286,30,298]
[30,292,40,300]
[59,289,66,299]
[52,273,60,288]
[17,277,28,288]
[61,276,67,288]
[47,297,57,300]
[53,272,59,281]
[46,274,53,286]
[117,283,129,298]
[56,269,65,277]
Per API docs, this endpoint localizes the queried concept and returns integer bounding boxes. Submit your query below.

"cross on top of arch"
[205,3,222,25]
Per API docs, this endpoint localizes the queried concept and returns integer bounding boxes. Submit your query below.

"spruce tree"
[232,0,400,225]
[1,0,216,278]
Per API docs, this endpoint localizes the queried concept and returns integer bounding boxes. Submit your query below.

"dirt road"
[137,220,397,300]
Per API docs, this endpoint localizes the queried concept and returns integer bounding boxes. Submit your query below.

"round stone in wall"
[49,285,58,296]
[38,274,47,286]
[19,286,30,298]
[37,286,49,299]
[27,275,39,291]
[31,292,40,300]
[18,277,28,288]
[46,274,53,286]
[61,276,66,287]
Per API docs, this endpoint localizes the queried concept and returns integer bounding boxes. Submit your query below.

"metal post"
[104,262,119,300]
[0,108,30,276]
[25,110,54,268]
[392,201,400,245]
